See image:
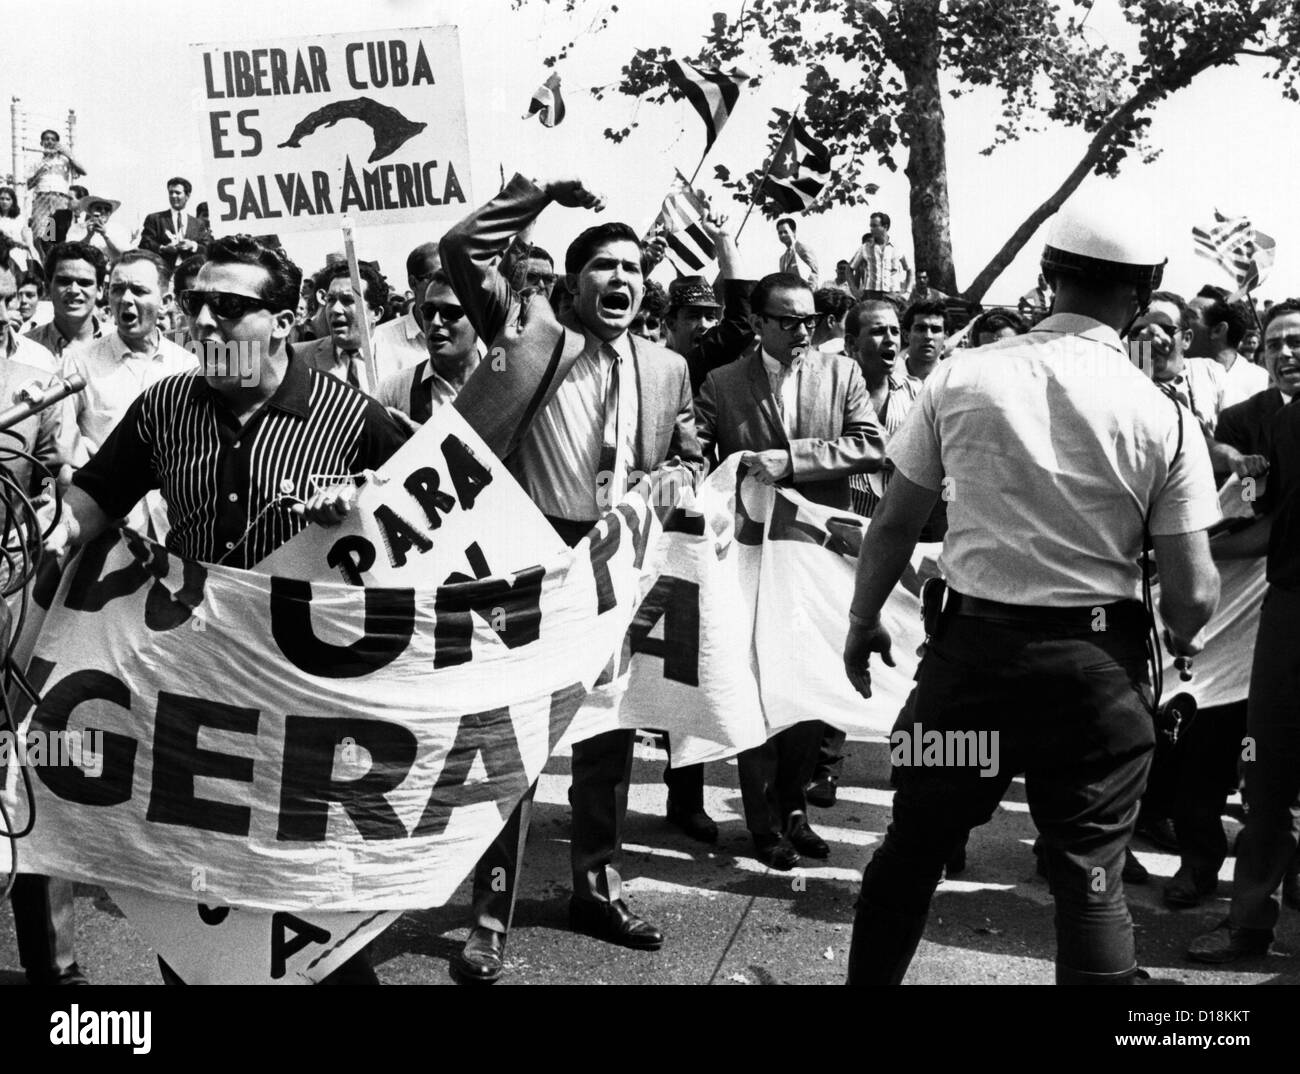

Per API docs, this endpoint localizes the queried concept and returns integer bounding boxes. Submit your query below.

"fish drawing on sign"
[278,97,427,163]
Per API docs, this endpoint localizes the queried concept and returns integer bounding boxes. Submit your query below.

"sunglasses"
[760,312,822,332]
[181,290,276,320]
[420,302,465,325]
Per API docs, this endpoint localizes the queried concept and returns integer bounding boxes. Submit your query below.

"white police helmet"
[1041,197,1166,290]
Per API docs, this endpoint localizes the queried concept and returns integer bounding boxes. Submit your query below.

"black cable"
[0,436,59,902]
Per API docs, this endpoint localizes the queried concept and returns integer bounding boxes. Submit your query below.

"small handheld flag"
[525,72,566,128]
[663,59,749,154]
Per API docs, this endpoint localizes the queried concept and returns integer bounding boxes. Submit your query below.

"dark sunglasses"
[420,302,465,325]
[760,312,822,332]
[181,290,276,320]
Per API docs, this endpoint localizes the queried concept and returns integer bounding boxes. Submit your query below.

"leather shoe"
[806,776,837,808]
[1122,847,1149,885]
[1284,867,1300,911]
[754,834,801,871]
[569,897,663,950]
[666,804,719,844]
[784,813,830,859]
[1135,816,1180,853]
[1187,919,1272,964]
[450,927,504,984]
[1163,867,1218,909]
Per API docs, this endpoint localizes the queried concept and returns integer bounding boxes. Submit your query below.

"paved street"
[3,731,1298,986]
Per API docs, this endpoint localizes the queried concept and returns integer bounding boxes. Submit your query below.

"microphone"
[0,373,86,432]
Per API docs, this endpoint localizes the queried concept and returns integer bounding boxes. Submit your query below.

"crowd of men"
[1,166,1297,987]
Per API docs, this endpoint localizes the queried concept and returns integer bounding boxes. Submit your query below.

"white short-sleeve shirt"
[887,313,1221,606]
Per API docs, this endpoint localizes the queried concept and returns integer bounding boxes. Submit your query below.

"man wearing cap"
[697,270,884,870]
[842,200,1221,985]
[664,276,721,357]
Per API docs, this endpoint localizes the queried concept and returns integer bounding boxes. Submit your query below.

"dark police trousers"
[11,875,78,983]
[470,516,640,937]
[1228,584,1300,933]
[848,599,1155,985]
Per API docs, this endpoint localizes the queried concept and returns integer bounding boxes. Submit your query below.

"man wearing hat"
[70,194,128,262]
[664,276,721,356]
[842,197,1222,984]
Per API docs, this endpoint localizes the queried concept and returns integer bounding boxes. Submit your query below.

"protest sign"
[257,405,564,583]
[0,482,662,912]
[106,889,399,985]
[191,27,471,233]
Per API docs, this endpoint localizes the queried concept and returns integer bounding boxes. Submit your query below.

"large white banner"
[621,456,942,766]
[0,485,661,913]
[192,27,472,233]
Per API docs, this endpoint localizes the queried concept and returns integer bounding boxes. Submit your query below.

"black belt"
[945,589,1147,629]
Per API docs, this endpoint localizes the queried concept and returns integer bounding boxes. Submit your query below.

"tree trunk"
[894,3,956,295]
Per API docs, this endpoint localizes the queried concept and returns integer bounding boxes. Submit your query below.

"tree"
[519,0,1299,301]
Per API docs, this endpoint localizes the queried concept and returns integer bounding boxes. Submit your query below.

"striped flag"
[1192,210,1275,299]
[654,174,716,273]
[664,59,749,153]
[524,72,566,127]
[760,116,832,213]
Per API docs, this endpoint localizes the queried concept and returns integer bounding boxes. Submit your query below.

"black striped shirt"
[73,356,409,568]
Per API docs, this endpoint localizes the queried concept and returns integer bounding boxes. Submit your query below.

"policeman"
[841,199,1221,985]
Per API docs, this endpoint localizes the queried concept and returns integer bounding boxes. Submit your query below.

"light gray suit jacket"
[695,346,885,509]
[440,174,703,480]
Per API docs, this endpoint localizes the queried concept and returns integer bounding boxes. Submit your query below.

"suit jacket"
[140,209,207,267]
[695,345,885,509]
[1215,386,1287,459]
[442,174,703,479]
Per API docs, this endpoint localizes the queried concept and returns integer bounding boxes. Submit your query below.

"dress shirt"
[1157,356,1226,437]
[851,239,908,293]
[1218,353,1270,410]
[61,330,198,467]
[375,358,461,424]
[370,312,429,385]
[514,330,639,522]
[26,314,106,362]
[760,348,802,439]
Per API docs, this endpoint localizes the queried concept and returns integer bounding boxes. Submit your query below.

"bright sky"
[2,0,1295,304]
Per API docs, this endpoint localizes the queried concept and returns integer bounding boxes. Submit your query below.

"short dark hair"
[1149,290,1194,331]
[1197,295,1252,348]
[844,297,900,339]
[315,259,390,313]
[172,252,207,297]
[870,211,891,230]
[39,129,59,142]
[16,270,43,296]
[564,222,641,276]
[639,279,668,319]
[777,217,797,232]
[901,299,948,334]
[1196,283,1230,302]
[204,234,303,314]
[813,286,855,319]
[113,249,172,292]
[44,241,108,285]
[0,186,19,219]
[1262,299,1300,336]
[166,176,192,196]
[970,308,1027,341]
[404,241,440,279]
[751,272,812,316]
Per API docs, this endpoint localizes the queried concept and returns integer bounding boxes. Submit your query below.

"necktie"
[344,350,368,394]
[175,212,183,236]
[597,344,625,509]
